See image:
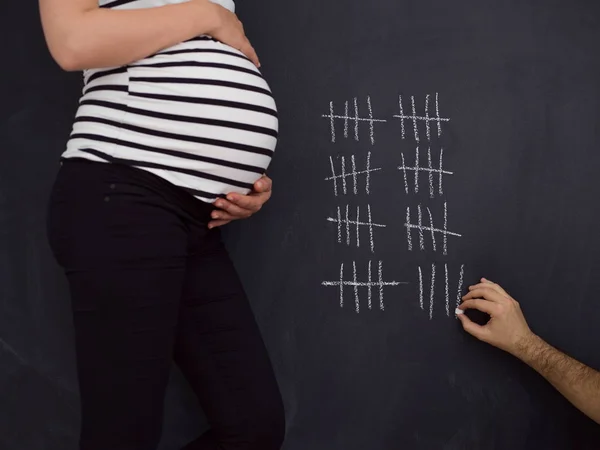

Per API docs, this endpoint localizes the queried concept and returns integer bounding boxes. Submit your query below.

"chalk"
[454,307,464,316]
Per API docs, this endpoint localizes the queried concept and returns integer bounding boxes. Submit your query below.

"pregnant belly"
[73,37,278,201]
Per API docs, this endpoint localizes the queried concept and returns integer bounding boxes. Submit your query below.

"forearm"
[515,334,600,424]
[40,1,219,70]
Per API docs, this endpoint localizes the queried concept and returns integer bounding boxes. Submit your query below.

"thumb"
[458,313,488,341]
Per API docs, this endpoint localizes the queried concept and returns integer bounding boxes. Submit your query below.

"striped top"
[62,0,278,203]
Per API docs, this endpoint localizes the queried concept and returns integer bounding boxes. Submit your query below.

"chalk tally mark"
[417,264,466,319]
[326,152,381,196]
[322,96,387,145]
[326,204,386,253]
[322,261,408,313]
[394,92,450,142]
[405,202,461,255]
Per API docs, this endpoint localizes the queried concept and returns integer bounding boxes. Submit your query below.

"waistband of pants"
[59,157,215,224]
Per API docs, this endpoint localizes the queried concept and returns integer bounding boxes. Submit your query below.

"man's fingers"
[208,219,232,229]
[459,298,498,315]
[462,287,506,304]
[457,313,490,341]
[469,278,510,298]
[469,283,510,299]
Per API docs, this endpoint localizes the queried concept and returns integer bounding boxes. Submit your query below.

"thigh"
[47,160,190,449]
[174,230,284,448]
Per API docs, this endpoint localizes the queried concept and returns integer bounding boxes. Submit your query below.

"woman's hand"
[208,175,272,229]
[205,2,260,67]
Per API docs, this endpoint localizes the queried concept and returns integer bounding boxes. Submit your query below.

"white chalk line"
[418,266,424,309]
[439,147,446,196]
[351,155,358,195]
[356,206,360,249]
[345,204,350,246]
[443,201,448,255]
[411,95,419,142]
[445,263,450,316]
[341,155,347,195]
[378,261,386,311]
[425,94,431,142]
[427,146,434,198]
[354,97,359,142]
[339,262,344,308]
[353,261,359,313]
[367,96,375,145]
[414,146,420,194]
[328,156,338,196]
[336,205,342,243]
[322,114,387,123]
[400,153,409,194]
[426,206,437,252]
[398,94,406,140]
[404,224,462,238]
[368,204,376,253]
[417,204,425,251]
[429,263,436,320]
[344,101,349,138]
[406,206,413,251]
[456,264,465,309]
[328,101,335,143]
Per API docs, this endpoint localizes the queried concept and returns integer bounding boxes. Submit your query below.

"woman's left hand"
[208,175,273,229]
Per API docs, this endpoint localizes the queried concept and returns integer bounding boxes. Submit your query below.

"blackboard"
[2,0,600,449]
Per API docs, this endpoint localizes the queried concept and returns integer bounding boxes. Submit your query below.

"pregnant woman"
[40,0,284,449]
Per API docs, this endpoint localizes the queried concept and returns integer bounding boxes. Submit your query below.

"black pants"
[46,159,285,450]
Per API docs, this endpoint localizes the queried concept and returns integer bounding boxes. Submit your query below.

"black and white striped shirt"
[63,0,278,203]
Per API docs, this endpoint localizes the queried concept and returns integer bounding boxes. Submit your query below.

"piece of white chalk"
[454,307,464,316]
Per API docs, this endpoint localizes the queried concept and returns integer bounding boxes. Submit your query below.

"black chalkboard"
[2,1,600,449]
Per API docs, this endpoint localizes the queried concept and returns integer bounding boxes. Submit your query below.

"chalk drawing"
[417,205,425,251]
[322,261,408,313]
[405,202,461,255]
[326,204,386,253]
[418,266,424,310]
[429,263,436,320]
[456,264,465,309]
[398,146,453,197]
[393,92,450,142]
[326,152,381,196]
[322,96,387,145]
[445,263,450,316]
[417,264,466,319]
[406,206,413,251]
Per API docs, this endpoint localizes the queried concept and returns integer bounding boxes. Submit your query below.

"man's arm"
[457,279,600,424]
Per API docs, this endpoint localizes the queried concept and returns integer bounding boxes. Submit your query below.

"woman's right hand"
[202,2,260,67]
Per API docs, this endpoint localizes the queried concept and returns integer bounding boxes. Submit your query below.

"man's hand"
[458,278,600,424]
[457,278,535,357]
[208,175,272,229]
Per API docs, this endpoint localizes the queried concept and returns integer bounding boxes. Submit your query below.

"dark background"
[2,0,600,449]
